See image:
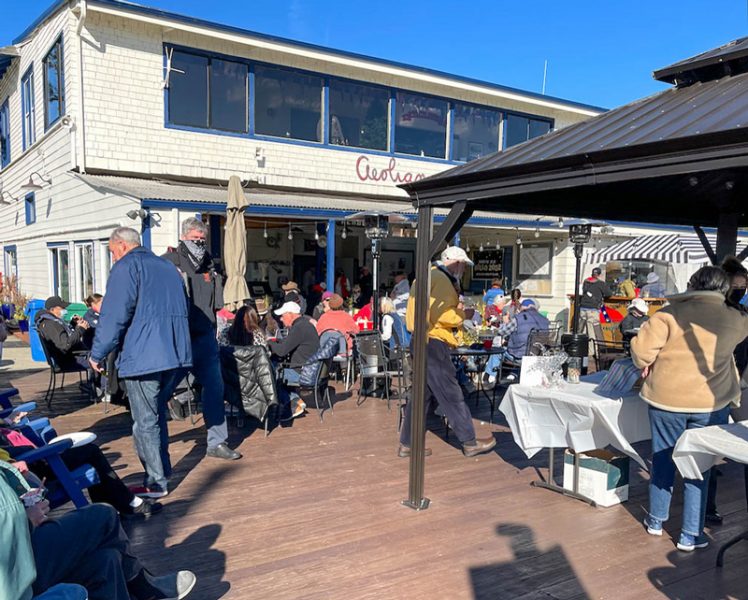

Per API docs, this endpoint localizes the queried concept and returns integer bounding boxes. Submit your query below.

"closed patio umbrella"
[223,175,251,311]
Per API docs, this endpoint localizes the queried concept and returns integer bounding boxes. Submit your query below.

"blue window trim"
[0,98,9,168]
[21,66,35,151]
[43,34,65,131]
[162,42,556,166]
[24,192,36,225]
[4,245,18,279]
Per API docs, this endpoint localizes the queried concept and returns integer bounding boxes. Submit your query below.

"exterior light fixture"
[341,224,347,239]
[465,241,471,253]
[478,242,484,252]
[288,227,293,240]
[263,222,268,239]
[126,208,148,220]
[496,239,501,250]
[20,171,52,192]
[534,227,540,238]
[0,191,18,205]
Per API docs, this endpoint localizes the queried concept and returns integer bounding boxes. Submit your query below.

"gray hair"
[688,266,730,294]
[181,217,208,237]
[109,227,141,247]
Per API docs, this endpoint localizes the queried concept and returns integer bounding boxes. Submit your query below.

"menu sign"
[472,249,503,280]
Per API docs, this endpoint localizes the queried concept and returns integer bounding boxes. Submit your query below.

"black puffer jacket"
[220,345,278,421]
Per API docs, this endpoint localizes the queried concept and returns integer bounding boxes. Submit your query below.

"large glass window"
[43,37,65,129]
[21,68,35,150]
[50,246,70,301]
[328,80,389,150]
[210,59,248,132]
[168,51,209,128]
[76,243,94,301]
[504,113,552,148]
[451,103,501,161]
[394,92,447,158]
[24,193,36,225]
[254,66,323,142]
[0,99,9,168]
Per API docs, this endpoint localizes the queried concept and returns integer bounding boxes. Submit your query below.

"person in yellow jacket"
[399,246,497,458]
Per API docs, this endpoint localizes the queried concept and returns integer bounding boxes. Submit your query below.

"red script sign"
[355,156,426,184]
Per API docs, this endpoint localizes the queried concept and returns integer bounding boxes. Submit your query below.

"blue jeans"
[124,369,180,489]
[280,368,301,404]
[483,351,513,378]
[648,405,731,537]
[190,333,228,449]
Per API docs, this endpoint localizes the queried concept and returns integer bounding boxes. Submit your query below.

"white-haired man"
[398,246,497,458]
[163,217,241,460]
[90,227,192,498]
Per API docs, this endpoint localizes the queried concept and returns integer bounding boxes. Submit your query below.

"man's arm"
[630,312,670,369]
[90,262,138,364]
[39,320,84,354]
[497,316,518,337]
[268,326,301,359]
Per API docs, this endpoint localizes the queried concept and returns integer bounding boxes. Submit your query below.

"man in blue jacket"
[90,227,192,498]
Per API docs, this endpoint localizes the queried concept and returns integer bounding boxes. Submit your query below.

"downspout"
[74,0,87,173]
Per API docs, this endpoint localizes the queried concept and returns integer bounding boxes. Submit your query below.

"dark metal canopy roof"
[403,38,748,230]
[654,36,748,85]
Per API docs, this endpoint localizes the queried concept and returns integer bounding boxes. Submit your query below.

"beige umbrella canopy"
[223,175,251,311]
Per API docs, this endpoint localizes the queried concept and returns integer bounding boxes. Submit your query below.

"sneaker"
[129,569,196,600]
[676,533,709,552]
[705,510,723,525]
[129,485,168,499]
[643,516,663,536]
[122,500,163,520]
[206,443,242,460]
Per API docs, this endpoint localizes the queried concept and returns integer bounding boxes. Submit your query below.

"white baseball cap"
[274,301,301,316]
[441,246,474,266]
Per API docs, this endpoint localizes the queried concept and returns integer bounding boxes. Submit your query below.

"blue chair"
[10,421,98,509]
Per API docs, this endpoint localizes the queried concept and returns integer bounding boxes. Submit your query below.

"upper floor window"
[43,37,65,129]
[168,50,248,133]
[254,65,322,142]
[504,113,552,148]
[25,193,36,225]
[21,67,36,150]
[0,99,9,168]
[394,92,447,158]
[451,103,501,162]
[328,79,389,151]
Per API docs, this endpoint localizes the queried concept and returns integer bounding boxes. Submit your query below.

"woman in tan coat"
[631,266,748,552]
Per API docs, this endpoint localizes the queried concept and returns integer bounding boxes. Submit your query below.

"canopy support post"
[693,226,717,265]
[715,212,739,264]
[403,201,472,511]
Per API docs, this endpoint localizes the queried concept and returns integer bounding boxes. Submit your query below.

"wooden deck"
[2,351,747,600]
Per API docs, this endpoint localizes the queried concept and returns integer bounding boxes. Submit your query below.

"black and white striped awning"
[586,234,747,265]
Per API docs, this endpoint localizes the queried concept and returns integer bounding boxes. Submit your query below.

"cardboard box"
[563,449,630,507]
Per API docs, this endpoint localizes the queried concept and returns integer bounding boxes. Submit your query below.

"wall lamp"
[127,208,149,220]
[0,191,18,205]
[20,171,52,192]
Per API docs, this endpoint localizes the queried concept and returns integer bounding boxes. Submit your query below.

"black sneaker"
[122,499,163,520]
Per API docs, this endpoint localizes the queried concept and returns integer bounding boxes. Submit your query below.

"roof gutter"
[84,0,600,117]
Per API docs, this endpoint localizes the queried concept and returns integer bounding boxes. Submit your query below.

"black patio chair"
[354,331,397,411]
[38,334,93,409]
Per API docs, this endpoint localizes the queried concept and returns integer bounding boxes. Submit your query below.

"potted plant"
[1,275,19,321]
[14,297,30,333]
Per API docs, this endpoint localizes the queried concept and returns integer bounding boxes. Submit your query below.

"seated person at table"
[482,278,505,306]
[35,297,90,372]
[380,297,410,349]
[312,291,333,321]
[483,299,549,383]
[316,293,357,351]
[256,299,280,338]
[81,294,103,349]
[281,281,307,315]
[640,272,666,298]
[0,462,196,600]
[227,305,268,348]
[0,432,161,518]
[484,294,510,325]
[619,298,649,334]
[268,302,319,419]
[353,298,374,327]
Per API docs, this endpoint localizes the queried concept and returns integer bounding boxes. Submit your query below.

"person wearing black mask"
[163,218,242,461]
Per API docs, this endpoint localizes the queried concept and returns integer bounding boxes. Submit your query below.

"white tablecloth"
[673,421,748,480]
[498,378,651,467]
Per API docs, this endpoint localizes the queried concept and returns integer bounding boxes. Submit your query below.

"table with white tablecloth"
[672,421,748,566]
[499,377,651,468]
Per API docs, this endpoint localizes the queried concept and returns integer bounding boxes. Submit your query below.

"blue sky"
[4,0,748,108]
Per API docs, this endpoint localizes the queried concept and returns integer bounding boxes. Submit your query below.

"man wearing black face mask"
[163,218,241,461]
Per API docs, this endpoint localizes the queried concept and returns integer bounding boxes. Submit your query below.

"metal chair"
[38,334,92,409]
[591,322,628,371]
[354,331,396,411]
[319,329,354,391]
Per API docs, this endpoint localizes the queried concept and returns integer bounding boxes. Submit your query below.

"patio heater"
[569,223,592,334]
[347,211,409,330]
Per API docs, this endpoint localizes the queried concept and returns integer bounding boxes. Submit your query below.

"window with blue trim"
[21,68,36,150]
[451,103,500,162]
[328,79,389,151]
[24,193,36,225]
[43,36,65,129]
[394,92,447,158]
[0,99,9,168]
[504,113,552,148]
[168,50,248,133]
[4,246,18,280]
[254,65,322,142]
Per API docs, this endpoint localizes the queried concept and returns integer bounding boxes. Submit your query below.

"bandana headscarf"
[181,239,207,268]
